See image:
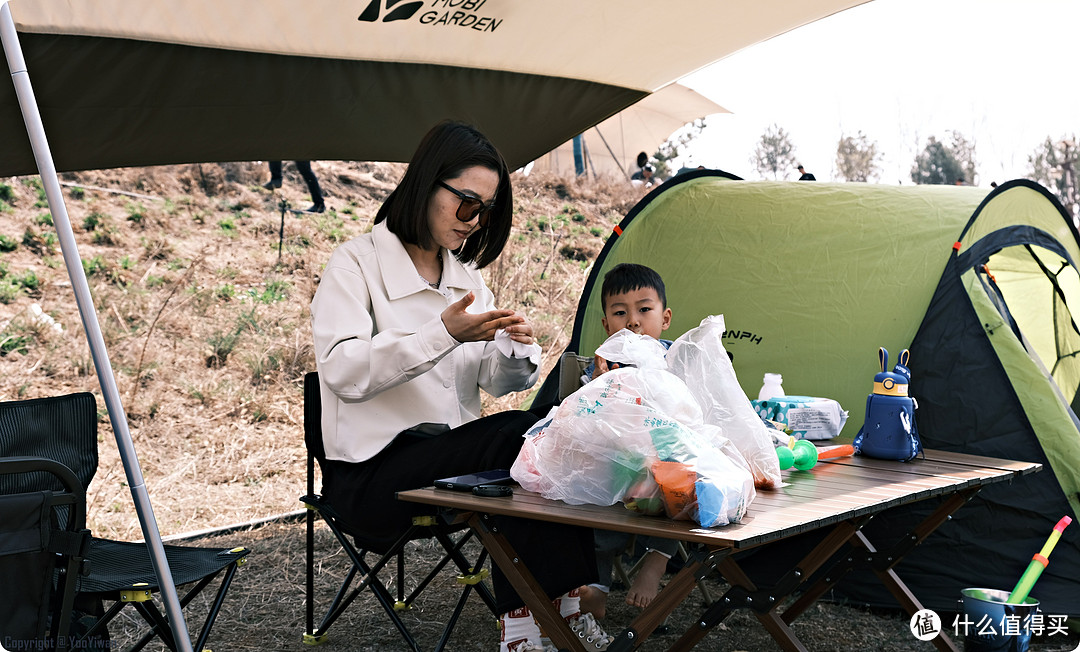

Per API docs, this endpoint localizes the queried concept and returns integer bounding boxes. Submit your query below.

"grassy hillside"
[0,161,642,539]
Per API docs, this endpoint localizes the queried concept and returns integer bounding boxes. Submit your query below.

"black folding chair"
[300,371,498,651]
[0,456,90,650]
[0,392,249,652]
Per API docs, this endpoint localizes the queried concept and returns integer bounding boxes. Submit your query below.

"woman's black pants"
[321,410,597,614]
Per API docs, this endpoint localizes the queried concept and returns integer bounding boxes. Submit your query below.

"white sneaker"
[568,612,615,650]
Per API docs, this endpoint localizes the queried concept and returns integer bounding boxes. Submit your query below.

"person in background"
[632,151,649,178]
[264,160,326,213]
[311,120,612,652]
[631,164,660,188]
[796,164,816,181]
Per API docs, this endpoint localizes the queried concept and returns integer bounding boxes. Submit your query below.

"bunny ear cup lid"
[878,347,889,372]
[892,349,911,381]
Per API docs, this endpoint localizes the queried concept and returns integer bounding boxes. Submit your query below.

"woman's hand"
[503,311,535,346]
[442,292,523,342]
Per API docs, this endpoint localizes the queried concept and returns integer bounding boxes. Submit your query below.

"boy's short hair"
[600,263,667,311]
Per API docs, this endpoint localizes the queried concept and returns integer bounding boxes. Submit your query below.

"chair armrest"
[557,351,591,400]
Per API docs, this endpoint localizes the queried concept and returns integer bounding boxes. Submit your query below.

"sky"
[676,0,1080,186]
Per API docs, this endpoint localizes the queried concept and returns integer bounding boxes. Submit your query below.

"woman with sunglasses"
[311,121,612,651]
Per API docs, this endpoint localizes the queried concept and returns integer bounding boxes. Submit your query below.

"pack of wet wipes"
[752,396,848,441]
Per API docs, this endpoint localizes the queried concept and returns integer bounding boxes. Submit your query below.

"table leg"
[785,489,979,652]
[851,532,960,652]
[467,513,586,652]
[670,518,867,652]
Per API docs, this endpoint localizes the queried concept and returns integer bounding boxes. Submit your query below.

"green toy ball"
[776,440,819,471]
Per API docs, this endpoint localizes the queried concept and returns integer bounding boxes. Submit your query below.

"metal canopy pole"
[0,4,194,651]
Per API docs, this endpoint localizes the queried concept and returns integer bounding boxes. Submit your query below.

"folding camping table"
[399,449,1039,652]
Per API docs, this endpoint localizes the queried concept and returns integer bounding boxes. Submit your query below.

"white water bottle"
[758,373,785,401]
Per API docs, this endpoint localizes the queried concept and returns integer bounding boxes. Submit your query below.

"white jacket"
[312,221,541,463]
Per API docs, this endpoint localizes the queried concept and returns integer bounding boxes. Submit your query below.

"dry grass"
[0,162,642,540]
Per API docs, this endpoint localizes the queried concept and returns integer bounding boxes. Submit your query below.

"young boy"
[578,263,680,618]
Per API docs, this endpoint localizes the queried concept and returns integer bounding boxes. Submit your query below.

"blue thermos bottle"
[853,347,923,461]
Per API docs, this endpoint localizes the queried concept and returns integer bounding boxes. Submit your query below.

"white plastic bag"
[511,367,754,527]
[666,316,783,489]
[593,328,669,370]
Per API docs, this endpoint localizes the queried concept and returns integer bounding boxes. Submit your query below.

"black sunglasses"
[437,180,496,227]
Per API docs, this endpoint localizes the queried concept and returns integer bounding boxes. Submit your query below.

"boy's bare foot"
[626,551,668,609]
[577,584,608,620]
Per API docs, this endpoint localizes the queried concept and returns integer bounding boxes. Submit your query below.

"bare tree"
[652,119,706,179]
[751,124,797,180]
[835,131,883,182]
[1029,135,1079,223]
[948,131,978,185]
[911,131,977,185]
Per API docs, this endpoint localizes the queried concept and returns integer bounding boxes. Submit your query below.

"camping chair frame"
[72,538,249,652]
[301,371,498,651]
[0,392,249,652]
[0,455,90,651]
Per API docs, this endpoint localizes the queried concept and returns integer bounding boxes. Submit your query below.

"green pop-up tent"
[536,169,1080,616]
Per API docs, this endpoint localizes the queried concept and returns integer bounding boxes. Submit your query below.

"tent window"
[985,244,1080,406]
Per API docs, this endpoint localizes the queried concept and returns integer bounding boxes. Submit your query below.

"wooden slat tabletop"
[399,449,1040,550]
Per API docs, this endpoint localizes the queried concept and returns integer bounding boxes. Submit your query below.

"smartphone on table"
[434,469,513,492]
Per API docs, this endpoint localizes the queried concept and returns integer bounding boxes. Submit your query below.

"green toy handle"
[1007,515,1071,604]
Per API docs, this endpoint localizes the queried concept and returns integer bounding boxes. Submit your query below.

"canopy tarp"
[1,0,869,175]
[531,83,728,178]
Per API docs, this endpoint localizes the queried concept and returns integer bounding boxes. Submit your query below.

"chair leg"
[434,574,484,652]
[432,544,498,652]
[192,563,240,652]
[677,542,715,606]
[613,534,636,589]
[400,528,481,609]
[308,517,498,650]
[311,565,360,638]
[311,522,429,651]
[354,552,425,652]
[131,600,177,651]
[127,574,217,651]
[305,506,317,641]
[78,599,124,645]
[96,563,238,652]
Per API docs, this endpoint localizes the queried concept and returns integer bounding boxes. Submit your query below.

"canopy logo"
[358,0,424,22]
[358,0,504,32]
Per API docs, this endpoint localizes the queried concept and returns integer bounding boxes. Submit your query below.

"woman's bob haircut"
[375,120,513,269]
